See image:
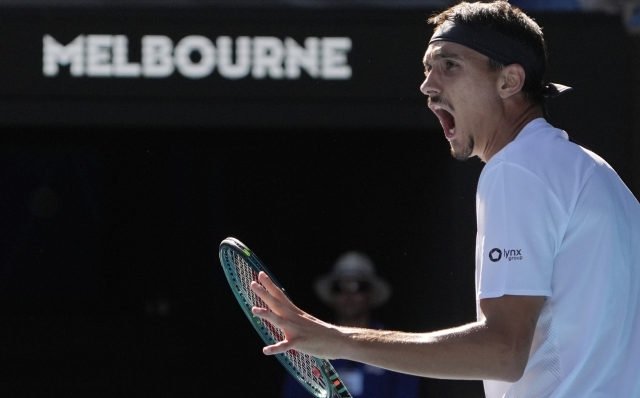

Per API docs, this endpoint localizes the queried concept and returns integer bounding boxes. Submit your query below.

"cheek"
[458,84,498,116]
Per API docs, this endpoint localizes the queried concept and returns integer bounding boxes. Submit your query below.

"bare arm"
[251,271,544,382]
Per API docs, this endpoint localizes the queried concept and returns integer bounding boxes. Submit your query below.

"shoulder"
[478,120,607,219]
[481,119,601,191]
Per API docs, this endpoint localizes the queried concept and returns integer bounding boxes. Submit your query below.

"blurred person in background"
[281,251,420,398]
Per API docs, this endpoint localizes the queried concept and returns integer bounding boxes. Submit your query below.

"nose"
[420,70,440,97]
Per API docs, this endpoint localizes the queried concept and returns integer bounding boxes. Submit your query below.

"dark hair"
[428,1,548,108]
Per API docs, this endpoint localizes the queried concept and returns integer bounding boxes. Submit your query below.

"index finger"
[257,271,287,298]
[252,272,299,313]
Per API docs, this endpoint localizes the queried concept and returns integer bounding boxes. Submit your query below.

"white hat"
[313,251,391,307]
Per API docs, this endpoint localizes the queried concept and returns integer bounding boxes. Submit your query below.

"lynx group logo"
[42,34,352,80]
[489,248,523,262]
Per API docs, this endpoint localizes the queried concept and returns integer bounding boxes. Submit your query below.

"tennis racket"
[219,237,353,398]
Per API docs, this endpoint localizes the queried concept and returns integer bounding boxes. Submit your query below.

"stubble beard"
[451,135,474,161]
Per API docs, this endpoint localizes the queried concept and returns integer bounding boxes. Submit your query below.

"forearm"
[250,273,541,383]
[336,321,528,382]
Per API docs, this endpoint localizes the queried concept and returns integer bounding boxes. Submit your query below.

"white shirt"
[475,119,640,397]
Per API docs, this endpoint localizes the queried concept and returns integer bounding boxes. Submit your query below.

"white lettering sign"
[42,34,352,80]
[141,35,174,77]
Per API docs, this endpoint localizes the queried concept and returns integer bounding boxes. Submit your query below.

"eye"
[445,60,457,69]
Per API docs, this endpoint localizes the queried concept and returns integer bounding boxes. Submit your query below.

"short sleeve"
[475,161,566,299]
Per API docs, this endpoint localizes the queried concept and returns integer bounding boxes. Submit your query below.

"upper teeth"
[449,128,455,134]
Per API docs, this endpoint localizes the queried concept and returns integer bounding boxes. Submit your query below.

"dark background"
[0,4,635,398]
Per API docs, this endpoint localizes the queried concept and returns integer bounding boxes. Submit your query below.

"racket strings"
[228,251,330,396]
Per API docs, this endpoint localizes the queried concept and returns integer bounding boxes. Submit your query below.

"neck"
[480,103,543,163]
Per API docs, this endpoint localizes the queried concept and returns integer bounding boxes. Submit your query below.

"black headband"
[429,20,571,98]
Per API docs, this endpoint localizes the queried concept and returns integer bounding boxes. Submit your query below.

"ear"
[498,63,526,99]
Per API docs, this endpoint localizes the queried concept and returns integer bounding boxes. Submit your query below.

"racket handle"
[322,361,353,398]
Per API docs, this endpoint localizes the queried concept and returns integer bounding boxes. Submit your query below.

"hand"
[250,271,343,359]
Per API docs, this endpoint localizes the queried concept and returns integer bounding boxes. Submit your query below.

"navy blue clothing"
[282,359,420,398]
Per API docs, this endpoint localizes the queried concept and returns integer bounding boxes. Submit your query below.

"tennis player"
[250,1,640,397]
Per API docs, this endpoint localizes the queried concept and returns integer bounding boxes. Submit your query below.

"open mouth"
[431,106,456,139]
